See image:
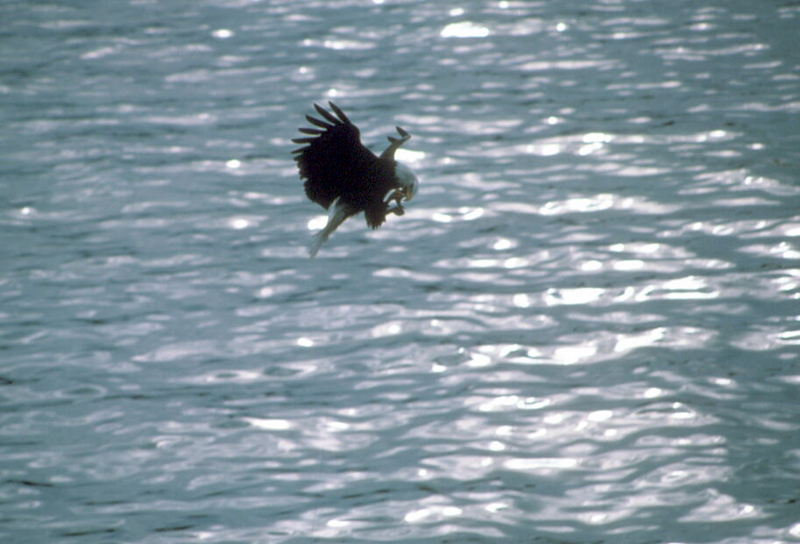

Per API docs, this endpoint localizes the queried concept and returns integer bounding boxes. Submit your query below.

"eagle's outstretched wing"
[291,102,381,211]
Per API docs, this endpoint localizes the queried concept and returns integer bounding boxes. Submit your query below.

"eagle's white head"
[395,162,418,202]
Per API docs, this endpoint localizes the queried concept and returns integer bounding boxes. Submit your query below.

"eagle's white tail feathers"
[308,198,352,258]
[307,232,327,258]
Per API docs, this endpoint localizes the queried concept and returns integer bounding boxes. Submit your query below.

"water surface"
[2,0,799,542]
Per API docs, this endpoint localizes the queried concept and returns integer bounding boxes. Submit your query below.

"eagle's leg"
[384,188,407,215]
[387,203,405,216]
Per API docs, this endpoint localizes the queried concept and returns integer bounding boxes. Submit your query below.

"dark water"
[2,0,800,542]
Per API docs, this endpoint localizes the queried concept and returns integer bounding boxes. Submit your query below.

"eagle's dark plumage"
[292,102,418,257]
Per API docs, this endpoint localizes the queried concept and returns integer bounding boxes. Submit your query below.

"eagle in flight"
[292,102,418,257]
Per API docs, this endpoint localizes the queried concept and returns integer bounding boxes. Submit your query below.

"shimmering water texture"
[2,0,800,543]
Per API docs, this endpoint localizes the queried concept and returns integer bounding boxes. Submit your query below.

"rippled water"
[2,0,800,542]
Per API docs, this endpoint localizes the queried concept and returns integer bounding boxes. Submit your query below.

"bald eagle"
[292,102,418,257]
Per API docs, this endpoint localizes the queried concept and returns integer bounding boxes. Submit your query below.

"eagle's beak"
[383,188,401,204]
